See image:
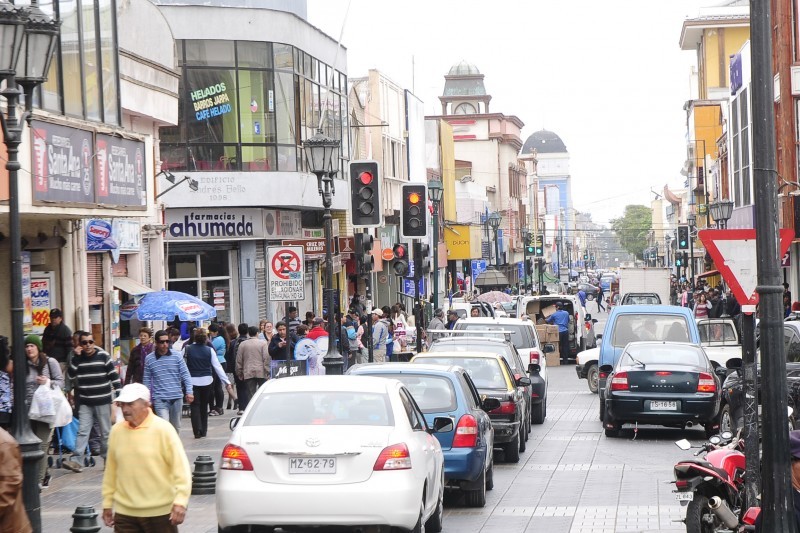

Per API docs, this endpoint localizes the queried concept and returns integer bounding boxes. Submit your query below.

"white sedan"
[217,375,448,532]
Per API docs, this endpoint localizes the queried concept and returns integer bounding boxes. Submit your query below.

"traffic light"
[349,160,382,228]
[414,242,431,278]
[677,225,689,250]
[391,244,409,276]
[526,259,533,278]
[534,234,544,257]
[675,255,682,267]
[401,183,428,238]
[583,250,589,261]
[355,233,374,276]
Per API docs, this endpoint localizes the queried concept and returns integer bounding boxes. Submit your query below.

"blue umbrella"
[120,289,217,321]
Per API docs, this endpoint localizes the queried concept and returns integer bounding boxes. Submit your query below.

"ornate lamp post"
[302,129,342,375]
[488,212,501,268]
[708,199,734,229]
[0,1,60,530]
[687,213,697,287]
[427,180,443,308]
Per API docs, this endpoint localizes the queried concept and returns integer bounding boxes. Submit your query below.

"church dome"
[443,61,486,97]
[522,129,567,154]
[448,61,481,76]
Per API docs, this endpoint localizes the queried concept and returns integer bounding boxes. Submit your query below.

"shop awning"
[697,269,720,279]
[534,268,559,283]
[113,277,154,296]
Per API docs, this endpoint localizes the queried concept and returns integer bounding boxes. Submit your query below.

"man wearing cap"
[546,302,571,364]
[371,309,389,363]
[42,308,73,374]
[427,309,445,346]
[306,316,329,341]
[102,383,192,532]
[445,310,459,330]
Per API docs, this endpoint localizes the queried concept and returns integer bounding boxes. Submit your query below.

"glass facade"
[36,0,121,125]
[160,40,348,175]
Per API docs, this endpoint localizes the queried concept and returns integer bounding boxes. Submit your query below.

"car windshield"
[428,342,516,370]
[698,322,738,345]
[621,344,705,367]
[245,391,393,426]
[454,323,534,348]
[368,374,456,414]
[416,357,507,390]
[611,314,690,347]
[623,294,661,305]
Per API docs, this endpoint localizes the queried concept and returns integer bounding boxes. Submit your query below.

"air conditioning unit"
[29,251,46,266]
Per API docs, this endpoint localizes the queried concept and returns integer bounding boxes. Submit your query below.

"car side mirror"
[543,343,555,353]
[528,363,541,374]
[714,366,728,380]
[431,416,454,434]
[481,397,501,412]
[516,376,532,387]
[585,313,592,321]
[599,364,614,374]
[229,416,241,431]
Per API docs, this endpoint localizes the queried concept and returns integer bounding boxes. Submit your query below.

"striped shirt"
[67,349,121,406]
[143,349,193,401]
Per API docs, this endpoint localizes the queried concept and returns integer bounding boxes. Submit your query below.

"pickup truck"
[515,294,596,355]
[696,317,741,369]
[583,305,701,419]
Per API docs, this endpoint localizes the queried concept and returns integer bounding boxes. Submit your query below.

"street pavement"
[42,300,705,532]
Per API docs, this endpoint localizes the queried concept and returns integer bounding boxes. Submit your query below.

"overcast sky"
[308,0,716,226]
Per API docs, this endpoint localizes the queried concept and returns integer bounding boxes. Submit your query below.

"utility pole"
[751,0,795,530]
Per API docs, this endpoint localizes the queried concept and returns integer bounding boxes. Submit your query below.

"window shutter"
[111,254,128,277]
[87,254,104,305]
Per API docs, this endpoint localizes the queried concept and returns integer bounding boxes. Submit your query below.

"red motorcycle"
[673,431,746,532]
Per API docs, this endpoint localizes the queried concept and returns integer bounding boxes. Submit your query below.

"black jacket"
[268,335,293,360]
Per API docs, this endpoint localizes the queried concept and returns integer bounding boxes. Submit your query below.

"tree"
[610,205,652,260]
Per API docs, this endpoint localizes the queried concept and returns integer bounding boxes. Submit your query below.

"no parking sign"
[268,246,305,301]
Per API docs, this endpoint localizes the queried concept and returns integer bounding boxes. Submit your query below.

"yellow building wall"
[693,106,722,161]
[440,121,457,222]
[444,225,483,260]
[701,27,750,96]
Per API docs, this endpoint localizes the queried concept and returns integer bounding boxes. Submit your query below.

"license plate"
[289,457,336,474]
[674,491,694,501]
[650,401,678,411]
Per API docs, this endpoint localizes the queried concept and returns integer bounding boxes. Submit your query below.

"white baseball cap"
[115,383,151,404]
[372,308,383,317]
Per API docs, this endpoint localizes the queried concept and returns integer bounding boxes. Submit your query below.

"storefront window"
[168,251,234,324]
[241,145,276,171]
[238,70,274,144]
[185,40,235,67]
[61,0,83,118]
[81,0,100,121]
[274,43,293,70]
[169,255,198,278]
[98,0,118,124]
[275,71,295,145]
[188,145,238,171]
[238,41,271,69]
[185,69,238,144]
[277,145,297,171]
[160,144,187,172]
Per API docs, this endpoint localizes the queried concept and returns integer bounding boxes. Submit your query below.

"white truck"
[618,267,671,305]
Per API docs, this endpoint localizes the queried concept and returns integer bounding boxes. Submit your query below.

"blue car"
[347,363,497,507]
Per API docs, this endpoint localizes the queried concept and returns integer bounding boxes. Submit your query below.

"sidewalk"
[41,409,233,532]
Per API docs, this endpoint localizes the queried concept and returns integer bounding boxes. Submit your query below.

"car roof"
[433,336,510,345]
[263,375,393,394]
[457,317,534,326]
[413,351,504,360]
[610,304,692,316]
[348,362,464,376]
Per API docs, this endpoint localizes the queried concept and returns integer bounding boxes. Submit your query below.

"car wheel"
[531,401,545,425]
[504,433,521,463]
[599,395,605,422]
[519,424,527,453]
[425,472,444,532]
[587,364,599,394]
[408,497,425,533]
[465,467,487,507]
[485,460,494,491]
[604,404,620,438]
[579,337,586,353]
[719,404,736,435]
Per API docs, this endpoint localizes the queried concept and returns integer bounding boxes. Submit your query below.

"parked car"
[575,345,601,393]
[347,362,497,507]
[217,375,447,532]
[428,334,543,425]
[620,292,661,305]
[411,352,530,463]
[696,317,742,369]
[577,283,599,299]
[601,341,724,438]
[720,319,800,434]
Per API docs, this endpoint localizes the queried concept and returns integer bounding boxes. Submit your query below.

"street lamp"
[0,1,60,530]
[427,180,443,308]
[521,228,531,294]
[302,128,342,375]
[687,213,697,287]
[665,233,672,268]
[488,212,501,268]
[708,199,734,229]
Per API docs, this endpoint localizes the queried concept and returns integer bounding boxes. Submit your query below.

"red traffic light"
[359,171,374,185]
[392,244,406,258]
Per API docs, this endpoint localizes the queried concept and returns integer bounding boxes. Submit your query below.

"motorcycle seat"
[677,459,731,482]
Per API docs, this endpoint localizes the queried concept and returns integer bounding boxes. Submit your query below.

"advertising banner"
[30,276,54,335]
[263,209,302,240]
[95,134,146,208]
[166,208,266,241]
[22,252,31,330]
[31,121,94,204]
[268,246,305,301]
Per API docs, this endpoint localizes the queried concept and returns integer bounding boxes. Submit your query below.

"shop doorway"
[167,250,238,324]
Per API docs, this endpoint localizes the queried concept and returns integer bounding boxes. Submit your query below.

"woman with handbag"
[24,334,63,488]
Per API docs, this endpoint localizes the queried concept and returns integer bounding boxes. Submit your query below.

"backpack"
[346,325,357,341]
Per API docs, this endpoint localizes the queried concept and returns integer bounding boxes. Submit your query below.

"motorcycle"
[673,431,746,532]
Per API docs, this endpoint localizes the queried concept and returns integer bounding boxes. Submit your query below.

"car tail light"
[373,443,412,470]
[655,371,672,376]
[221,444,253,471]
[697,372,716,393]
[452,415,478,448]
[489,401,517,415]
[610,372,629,391]
[529,350,541,365]
[599,370,609,380]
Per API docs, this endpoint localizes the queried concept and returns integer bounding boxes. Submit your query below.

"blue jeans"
[153,397,183,432]
[72,403,111,464]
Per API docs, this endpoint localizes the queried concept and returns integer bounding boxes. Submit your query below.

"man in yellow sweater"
[101,383,192,531]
